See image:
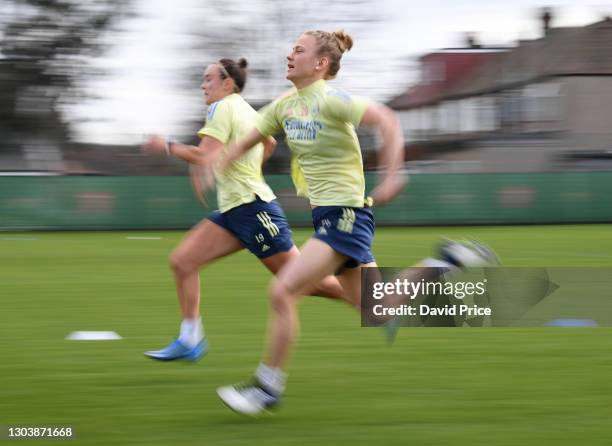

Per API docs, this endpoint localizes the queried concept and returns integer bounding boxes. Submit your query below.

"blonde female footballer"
[214,31,408,414]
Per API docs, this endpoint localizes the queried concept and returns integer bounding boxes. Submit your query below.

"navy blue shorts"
[312,206,375,268]
[207,198,294,258]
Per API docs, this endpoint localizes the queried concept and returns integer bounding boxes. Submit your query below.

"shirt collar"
[296,79,326,96]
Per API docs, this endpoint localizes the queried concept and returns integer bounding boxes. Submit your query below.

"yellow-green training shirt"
[198,93,276,213]
[256,79,369,208]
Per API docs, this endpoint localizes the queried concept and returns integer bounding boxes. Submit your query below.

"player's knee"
[169,251,194,276]
[268,279,292,314]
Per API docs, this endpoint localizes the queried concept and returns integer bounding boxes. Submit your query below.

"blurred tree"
[0,0,133,171]
[173,0,385,171]
[178,0,384,102]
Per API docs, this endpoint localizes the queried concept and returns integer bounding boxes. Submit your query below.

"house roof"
[389,18,612,109]
[387,49,504,109]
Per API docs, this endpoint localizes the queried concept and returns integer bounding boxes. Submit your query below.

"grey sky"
[69,0,607,144]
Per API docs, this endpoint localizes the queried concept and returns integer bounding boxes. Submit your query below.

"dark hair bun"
[238,58,248,69]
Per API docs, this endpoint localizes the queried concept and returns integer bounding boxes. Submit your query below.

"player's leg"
[170,218,242,318]
[145,217,243,361]
[218,205,376,414]
[217,238,347,415]
[259,246,355,307]
[264,238,347,368]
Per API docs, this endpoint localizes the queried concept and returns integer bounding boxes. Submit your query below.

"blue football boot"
[144,338,207,361]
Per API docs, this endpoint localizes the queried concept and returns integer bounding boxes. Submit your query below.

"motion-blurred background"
[2,0,612,229]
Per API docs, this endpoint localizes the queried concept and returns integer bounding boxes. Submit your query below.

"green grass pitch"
[1,225,612,445]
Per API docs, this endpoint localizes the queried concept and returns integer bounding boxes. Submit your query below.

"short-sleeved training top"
[256,80,369,208]
[197,93,276,213]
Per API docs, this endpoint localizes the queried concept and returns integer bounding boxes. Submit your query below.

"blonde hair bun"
[332,30,353,53]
